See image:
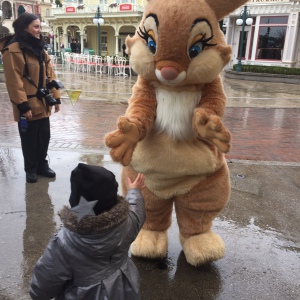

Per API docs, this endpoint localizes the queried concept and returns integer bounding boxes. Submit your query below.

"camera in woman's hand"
[36,88,57,106]
[36,80,64,106]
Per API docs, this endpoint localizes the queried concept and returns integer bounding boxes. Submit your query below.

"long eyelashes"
[189,33,217,59]
[197,34,217,48]
[138,25,217,60]
[138,27,216,49]
[137,26,149,42]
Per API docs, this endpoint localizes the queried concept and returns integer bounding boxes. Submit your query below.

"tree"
[18,5,26,17]
[55,0,63,7]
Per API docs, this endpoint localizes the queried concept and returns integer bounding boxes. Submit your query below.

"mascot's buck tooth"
[105,0,248,266]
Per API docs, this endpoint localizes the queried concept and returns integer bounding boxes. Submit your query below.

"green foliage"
[18,5,26,16]
[55,0,63,7]
[233,64,300,75]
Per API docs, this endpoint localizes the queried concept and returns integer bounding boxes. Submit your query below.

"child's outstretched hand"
[127,173,145,191]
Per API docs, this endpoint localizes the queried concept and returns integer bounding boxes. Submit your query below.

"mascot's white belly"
[154,88,199,141]
[131,88,224,199]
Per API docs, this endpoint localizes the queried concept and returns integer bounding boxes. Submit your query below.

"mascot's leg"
[175,164,230,266]
[122,166,173,259]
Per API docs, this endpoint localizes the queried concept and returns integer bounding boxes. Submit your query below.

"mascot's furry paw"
[194,109,231,153]
[180,231,225,266]
[130,229,168,259]
[105,117,140,166]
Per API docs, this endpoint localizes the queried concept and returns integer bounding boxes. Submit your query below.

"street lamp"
[93,6,104,56]
[236,5,253,72]
[0,8,2,41]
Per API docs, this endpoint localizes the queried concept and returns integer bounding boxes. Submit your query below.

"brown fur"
[105,0,248,266]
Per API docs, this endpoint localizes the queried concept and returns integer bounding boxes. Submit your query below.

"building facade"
[225,0,300,68]
[46,0,146,55]
[0,0,52,42]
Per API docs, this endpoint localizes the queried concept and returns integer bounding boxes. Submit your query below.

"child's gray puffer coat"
[29,188,145,300]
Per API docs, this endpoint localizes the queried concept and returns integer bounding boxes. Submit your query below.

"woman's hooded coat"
[0,33,60,122]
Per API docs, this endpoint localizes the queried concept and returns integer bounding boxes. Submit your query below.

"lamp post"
[93,6,104,56]
[0,8,2,42]
[236,5,253,72]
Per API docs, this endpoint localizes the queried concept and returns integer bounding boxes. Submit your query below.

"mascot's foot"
[180,231,225,267]
[130,228,168,259]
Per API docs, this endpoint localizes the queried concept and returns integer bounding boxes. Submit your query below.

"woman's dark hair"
[13,12,39,40]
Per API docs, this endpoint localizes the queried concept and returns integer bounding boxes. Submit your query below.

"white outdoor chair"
[86,55,97,73]
[94,56,103,73]
[68,53,77,71]
[114,57,128,77]
[49,55,58,69]
[74,54,88,72]
[124,60,132,77]
[106,56,118,76]
[62,52,70,70]
[101,56,108,74]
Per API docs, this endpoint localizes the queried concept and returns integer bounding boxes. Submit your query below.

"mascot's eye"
[148,37,156,54]
[138,26,157,55]
[188,34,217,59]
[189,42,203,59]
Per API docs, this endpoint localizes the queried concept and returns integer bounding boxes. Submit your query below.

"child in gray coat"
[30,163,145,300]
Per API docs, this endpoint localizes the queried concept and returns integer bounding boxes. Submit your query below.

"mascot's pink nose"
[160,66,179,80]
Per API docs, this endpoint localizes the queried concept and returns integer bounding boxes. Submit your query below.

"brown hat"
[69,163,118,216]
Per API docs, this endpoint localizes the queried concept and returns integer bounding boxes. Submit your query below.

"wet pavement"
[0,65,299,300]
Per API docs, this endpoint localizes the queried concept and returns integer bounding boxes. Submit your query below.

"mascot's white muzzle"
[155,67,186,85]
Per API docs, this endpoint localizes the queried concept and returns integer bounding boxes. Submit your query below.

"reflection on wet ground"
[0,148,299,300]
[1,69,299,163]
[0,66,299,299]
[57,69,136,103]
[22,181,56,293]
[223,76,300,108]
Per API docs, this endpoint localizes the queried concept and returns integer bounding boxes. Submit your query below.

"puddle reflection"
[22,180,56,292]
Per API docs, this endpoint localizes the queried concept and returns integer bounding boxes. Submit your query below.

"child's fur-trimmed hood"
[59,196,129,235]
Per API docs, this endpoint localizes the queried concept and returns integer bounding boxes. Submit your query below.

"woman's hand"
[23,110,32,119]
[54,104,60,113]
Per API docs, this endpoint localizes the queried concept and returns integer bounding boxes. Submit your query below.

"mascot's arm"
[193,75,231,153]
[105,77,157,166]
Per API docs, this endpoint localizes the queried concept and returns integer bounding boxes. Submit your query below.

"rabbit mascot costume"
[105,0,248,266]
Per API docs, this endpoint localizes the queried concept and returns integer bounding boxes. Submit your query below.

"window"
[256,16,288,61]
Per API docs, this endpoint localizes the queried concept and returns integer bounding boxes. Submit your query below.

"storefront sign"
[65,6,76,13]
[250,0,288,3]
[120,4,132,11]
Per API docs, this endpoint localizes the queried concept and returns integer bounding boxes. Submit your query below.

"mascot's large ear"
[206,0,249,21]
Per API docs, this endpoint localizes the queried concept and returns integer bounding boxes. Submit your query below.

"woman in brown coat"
[0,13,62,183]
